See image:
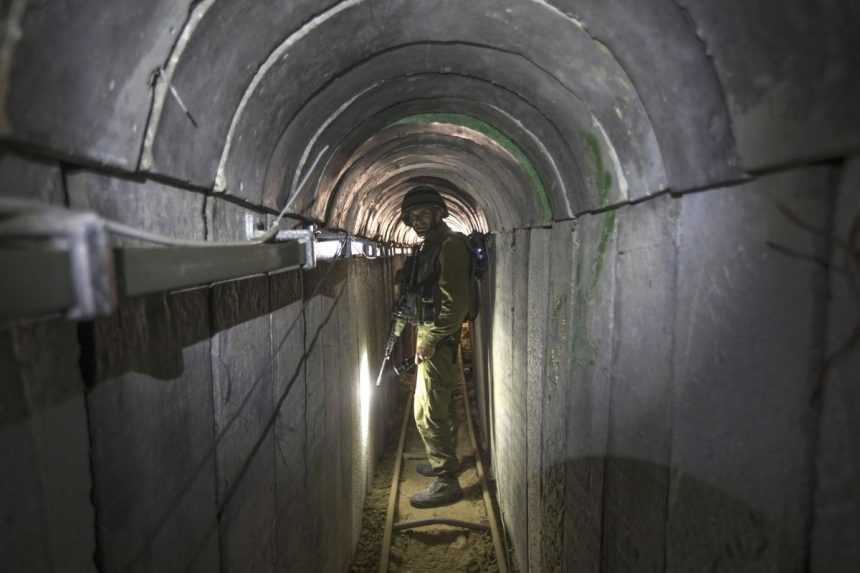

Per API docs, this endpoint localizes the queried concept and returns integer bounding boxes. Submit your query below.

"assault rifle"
[375,231,487,386]
[375,256,419,387]
[392,356,417,377]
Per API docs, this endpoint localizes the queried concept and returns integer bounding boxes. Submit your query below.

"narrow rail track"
[377,355,509,573]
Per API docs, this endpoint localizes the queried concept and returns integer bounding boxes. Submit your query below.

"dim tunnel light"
[359,349,372,451]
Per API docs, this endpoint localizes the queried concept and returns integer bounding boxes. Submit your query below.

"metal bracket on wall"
[275,229,316,269]
[0,203,409,324]
[313,230,400,261]
[0,210,117,322]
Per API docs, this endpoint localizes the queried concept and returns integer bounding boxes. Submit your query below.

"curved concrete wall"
[1,1,858,572]
[5,1,857,227]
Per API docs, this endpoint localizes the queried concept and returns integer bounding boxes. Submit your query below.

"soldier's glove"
[415,340,435,364]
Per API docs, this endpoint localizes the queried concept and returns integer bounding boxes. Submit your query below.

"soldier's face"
[406,206,442,236]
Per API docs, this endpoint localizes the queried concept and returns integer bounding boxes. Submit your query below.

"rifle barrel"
[375,356,390,387]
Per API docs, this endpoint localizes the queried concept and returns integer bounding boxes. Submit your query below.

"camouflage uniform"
[412,223,472,477]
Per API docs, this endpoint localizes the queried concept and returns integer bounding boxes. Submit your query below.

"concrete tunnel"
[1,1,859,572]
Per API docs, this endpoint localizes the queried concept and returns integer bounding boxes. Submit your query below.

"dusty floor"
[350,364,500,573]
[349,437,396,573]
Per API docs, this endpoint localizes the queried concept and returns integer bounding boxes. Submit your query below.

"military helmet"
[400,186,449,224]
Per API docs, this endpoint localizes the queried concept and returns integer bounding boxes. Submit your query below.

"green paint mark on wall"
[584,131,613,208]
[392,113,552,221]
[591,210,616,295]
[582,130,618,293]
[567,132,619,368]
[568,208,617,371]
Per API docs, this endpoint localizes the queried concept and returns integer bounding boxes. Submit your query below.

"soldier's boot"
[415,462,441,477]
[416,461,459,477]
[409,476,463,508]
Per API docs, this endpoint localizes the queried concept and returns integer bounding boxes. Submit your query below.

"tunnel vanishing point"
[1,1,859,572]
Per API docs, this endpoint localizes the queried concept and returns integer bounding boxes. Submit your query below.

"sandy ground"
[350,368,500,573]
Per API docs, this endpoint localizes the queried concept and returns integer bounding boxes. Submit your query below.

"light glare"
[359,349,372,449]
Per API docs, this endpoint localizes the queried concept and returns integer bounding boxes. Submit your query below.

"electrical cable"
[101,184,299,247]
[102,219,278,248]
[0,160,318,248]
[0,163,394,257]
[0,196,386,275]
[0,197,279,248]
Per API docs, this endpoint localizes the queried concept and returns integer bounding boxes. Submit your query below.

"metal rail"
[0,203,398,324]
[0,241,305,323]
[460,349,509,573]
[393,518,489,532]
[377,351,508,573]
[379,393,413,573]
[116,242,304,297]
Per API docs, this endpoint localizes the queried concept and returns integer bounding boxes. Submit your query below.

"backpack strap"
[409,229,481,323]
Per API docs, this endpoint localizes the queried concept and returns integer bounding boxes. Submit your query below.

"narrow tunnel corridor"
[1,1,859,572]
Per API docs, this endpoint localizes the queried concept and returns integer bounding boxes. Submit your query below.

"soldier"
[399,186,475,508]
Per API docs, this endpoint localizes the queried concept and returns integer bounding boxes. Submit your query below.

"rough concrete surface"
[207,189,270,243]
[210,276,275,573]
[87,291,219,573]
[2,1,859,572]
[602,194,678,573]
[525,227,551,573]
[303,261,352,573]
[538,220,578,570]
[270,270,308,572]
[6,0,193,169]
[669,169,833,572]
[811,159,860,573]
[147,0,341,184]
[0,149,65,203]
[563,209,618,573]
[508,228,530,571]
[677,0,860,170]
[66,170,207,243]
[553,0,742,190]
[0,321,95,573]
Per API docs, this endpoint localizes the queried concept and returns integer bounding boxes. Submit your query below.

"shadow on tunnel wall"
[83,266,346,385]
[0,321,83,430]
[76,256,351,387]
[32,259,366,572]
[535,456,775,573]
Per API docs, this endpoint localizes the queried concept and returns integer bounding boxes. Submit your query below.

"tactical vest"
[404,231,480,325]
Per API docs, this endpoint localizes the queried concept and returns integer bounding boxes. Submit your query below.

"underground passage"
[1,1,859,572]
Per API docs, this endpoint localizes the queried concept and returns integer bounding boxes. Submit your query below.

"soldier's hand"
[415,341,435,364]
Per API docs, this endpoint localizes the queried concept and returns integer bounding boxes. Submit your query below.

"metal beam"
[1,241,306,323]
[117,242,305,298]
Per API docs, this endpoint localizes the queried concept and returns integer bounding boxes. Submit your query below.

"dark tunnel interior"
[1,1,859,572]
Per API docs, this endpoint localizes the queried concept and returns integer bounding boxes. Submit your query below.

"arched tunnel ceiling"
[139,0,698,238]
[4,0,859,237]
[322,122,533,243]
[263,77,602,220]
[142,0,678,235]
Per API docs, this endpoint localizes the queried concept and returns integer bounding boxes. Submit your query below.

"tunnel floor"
[350,357,501,572]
